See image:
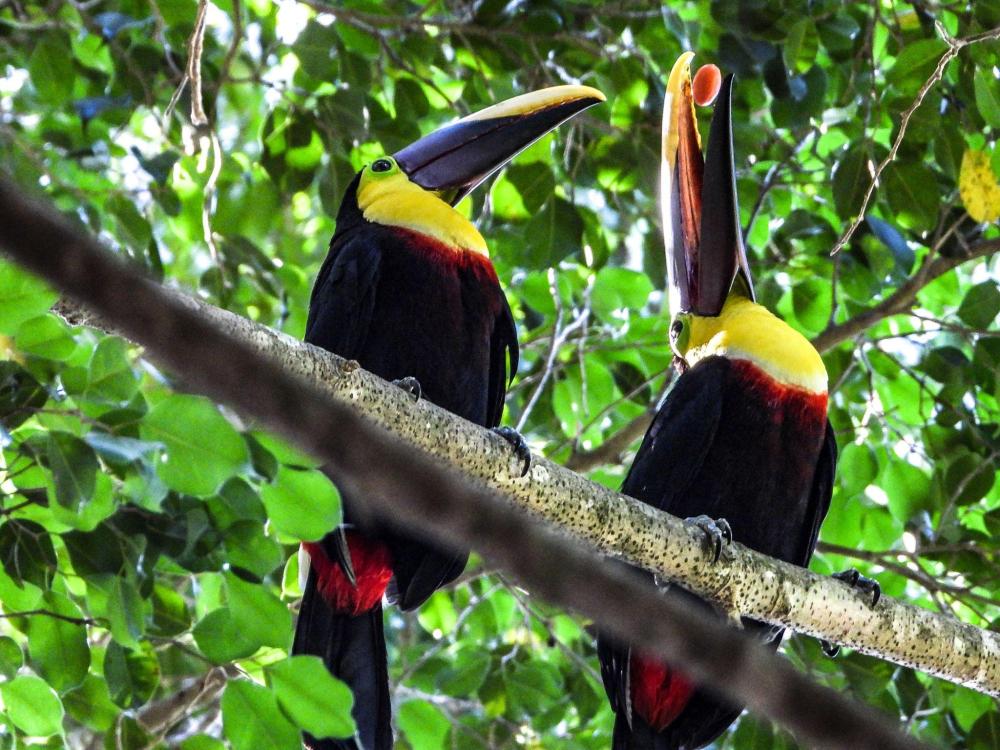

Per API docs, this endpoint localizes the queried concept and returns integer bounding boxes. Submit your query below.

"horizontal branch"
[0,180,946,750]
[11,182,999,704]
[812,239,1000,352]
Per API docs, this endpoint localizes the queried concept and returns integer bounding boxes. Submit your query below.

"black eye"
[670,319,683,339]
[371,158,393,173]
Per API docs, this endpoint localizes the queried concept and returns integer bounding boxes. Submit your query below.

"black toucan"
[597,53,844,749]
[293,85,605,750]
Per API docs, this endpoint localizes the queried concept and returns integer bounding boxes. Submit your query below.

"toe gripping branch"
[821,568,882,658]
[685,514,733,563]
[392,376,422,401]
[492,426,532,477]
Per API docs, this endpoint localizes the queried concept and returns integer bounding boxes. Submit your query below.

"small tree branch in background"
[138,665,239,737]
[0,176,937,750]
[830,23,1000,255]
[564,406,658,471]
[812,238,1000,352]
[186,0,210,128]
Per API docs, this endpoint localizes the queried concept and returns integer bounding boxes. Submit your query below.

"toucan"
[292,85,605,750]
[597,54,873,749]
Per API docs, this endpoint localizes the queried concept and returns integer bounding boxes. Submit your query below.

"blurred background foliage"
[0,0,999,748]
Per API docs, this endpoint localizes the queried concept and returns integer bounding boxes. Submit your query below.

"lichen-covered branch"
[29,203,1000,704]
[0,175,930,750]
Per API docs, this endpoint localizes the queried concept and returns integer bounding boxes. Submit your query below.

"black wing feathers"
[487,296,519,428]
[795,419,837,566]
[305,233,382,358]
[621,358,727,508]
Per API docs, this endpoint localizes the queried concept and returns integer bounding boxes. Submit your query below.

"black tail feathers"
[293,568,391,750]
[613,713,671,750]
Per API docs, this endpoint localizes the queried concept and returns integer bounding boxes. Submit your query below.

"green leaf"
[63,674,119,732]
[957,282,1000,329]
[950,684,994,733]
[506,660,563,716]
[944,452,996,507]
[151,583,191,636]
[0,674,64,736]
[506,163,557,215]
[28,32,75,104]
[884,162,938,232]
[882,461,930,522]
[225,571,293,649]
[140,394,249,496]
[397,699,450,750]
[417,590,458,635]
[0,361,48,430]
[85,336,140,404]
[0,260,58,335]
[783,19,818,74]
[0,519,57,588]
[14,315,76,360]
[193,607,262,663]
[837,443,878,498]
[46,431,98,510]
[267,655,356,739]
[832,146,867,219]
[591,267,654,321]
[107,576,146,648]
[222,680,301,750]
[104,640,160,709]
[974,68,1000,129]
[0,635,23,678]
[885,39,946,89]
[180,736,227,750]
[27,592,90,691]
[524,198,584,269]
[260,465,341,541]
[970,710,1000,750]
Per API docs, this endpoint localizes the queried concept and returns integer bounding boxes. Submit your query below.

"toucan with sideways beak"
[293,85,605,750]
[597,53,877,749]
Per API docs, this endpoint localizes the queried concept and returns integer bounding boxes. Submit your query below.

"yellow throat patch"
[681,297,828,393]
[355,158,488,256]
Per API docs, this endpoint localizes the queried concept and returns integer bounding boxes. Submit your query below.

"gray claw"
[833,568,881,607]
[492,426,531,477]
[821,640,840,658]
[685,515,732,563]
[392,376,422,401]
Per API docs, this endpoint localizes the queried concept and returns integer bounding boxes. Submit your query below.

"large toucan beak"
[394,85,605,206]
[662,53,753,317]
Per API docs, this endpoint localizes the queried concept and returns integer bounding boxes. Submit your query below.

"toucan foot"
[685,515,732,563]
[392,376,422,402]
[492,426,531,477]
[821,640,841,659]
[833,568,881,607]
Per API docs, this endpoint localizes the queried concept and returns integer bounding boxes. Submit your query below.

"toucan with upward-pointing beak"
[292,85,605,750]
[596,54,873,749]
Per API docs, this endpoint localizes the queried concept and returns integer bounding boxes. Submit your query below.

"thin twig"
[830,22,1000,255]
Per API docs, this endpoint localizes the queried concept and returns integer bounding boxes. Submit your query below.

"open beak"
[662,53,753,317]
[393,85,605,206]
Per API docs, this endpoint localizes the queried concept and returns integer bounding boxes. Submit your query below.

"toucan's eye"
[371,158,394,173]
[669,314,691,359]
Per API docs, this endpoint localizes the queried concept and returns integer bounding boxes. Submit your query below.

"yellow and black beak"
[394,85,605,206]
[662,53,754,317]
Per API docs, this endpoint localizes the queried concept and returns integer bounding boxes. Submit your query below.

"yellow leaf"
[959,148,1000,223]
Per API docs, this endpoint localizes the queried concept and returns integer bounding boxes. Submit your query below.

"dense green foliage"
[1,1,999,748]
